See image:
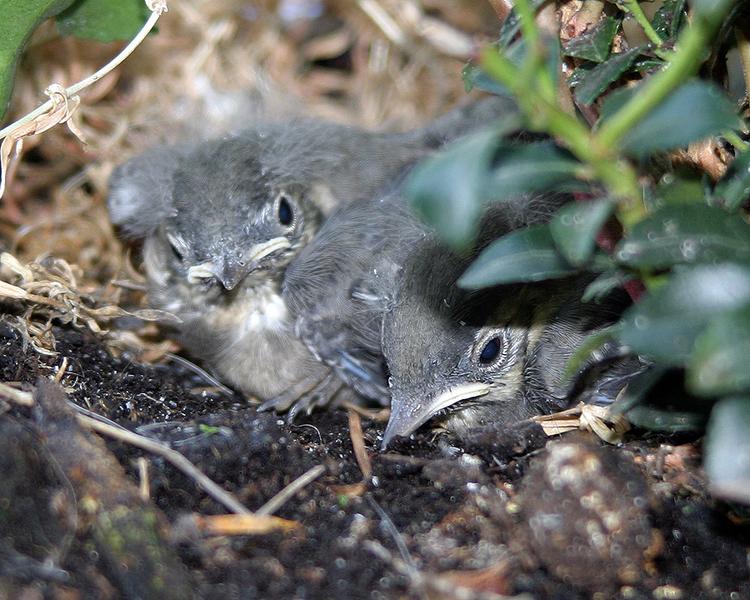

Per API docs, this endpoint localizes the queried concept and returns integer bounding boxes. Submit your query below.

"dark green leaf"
[458,225,575,289]
[656,175,707,206]
[574,47,641,105]
[563,17,620,63]
[626,405,707,432]
[0,0,76,120]
[598,84,636,121]
[631,58,666,73]
[713,148,750,211]
[484,142,582,199]
[615,204,750,269]
[618,263,750,364]
[57,0,150,42]
[651,0,686,40]
[704,396,750,504]
[581,270,635,302]
[498,0,548,47]
[550,199,615,266]
[619,80,742,157]
[691,0,735,20]
[688,305,750,396]
[462,62,508,96]
[406,122,515,249]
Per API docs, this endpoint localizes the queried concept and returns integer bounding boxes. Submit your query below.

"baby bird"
[380,239,639,447]
[107,97,515,404]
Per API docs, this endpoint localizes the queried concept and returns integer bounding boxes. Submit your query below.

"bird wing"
[283,191,425,405]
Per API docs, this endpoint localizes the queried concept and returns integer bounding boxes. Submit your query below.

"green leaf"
[651,0,686,40]
[581,270,635,303]
[563,17,620,63]
[615,204,750,269]
[713,148,750,211]
[497,0,549,47]
[458,224,575,289]
[691,0,735,20]
[0,0,77,120]
[618,80,742,157]
[406,122,515,249]
[626,404,707,432]
[656,175,707,206]
[705,396,750,504]
[550,199,614,266]
[56,0,150,42]
[618,263,750,364]
[462,62,508,96]
[574,47,641,105]
[485,141,582,199]
[688,305,750,397]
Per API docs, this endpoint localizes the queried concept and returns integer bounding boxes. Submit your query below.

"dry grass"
[0,0,498,358]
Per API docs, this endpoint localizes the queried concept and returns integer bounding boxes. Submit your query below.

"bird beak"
[381,382,491,449]
[245,237,291,265]
[219,237,292,290]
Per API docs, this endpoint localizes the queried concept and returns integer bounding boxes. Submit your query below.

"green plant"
[407,0,750,503]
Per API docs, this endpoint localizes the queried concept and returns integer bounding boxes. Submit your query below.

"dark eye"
[479,336,503,364]
[278,196,294,226]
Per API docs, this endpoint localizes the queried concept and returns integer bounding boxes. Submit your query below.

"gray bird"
[107,97,515,405]
[380,239,640,448]
[278,189,569,418]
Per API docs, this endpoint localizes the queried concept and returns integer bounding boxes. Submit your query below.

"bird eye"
[278,195,294,227]
[478,336,503,365]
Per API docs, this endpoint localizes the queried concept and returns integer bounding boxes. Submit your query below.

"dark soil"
[1,322,749,600]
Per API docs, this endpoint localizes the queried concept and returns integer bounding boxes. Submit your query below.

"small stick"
[137,457,150,501]
[79,414,251,515]
[256,464,326,517]
[348,408,373,481]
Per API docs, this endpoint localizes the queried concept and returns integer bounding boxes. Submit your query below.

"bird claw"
[258,371,344,421]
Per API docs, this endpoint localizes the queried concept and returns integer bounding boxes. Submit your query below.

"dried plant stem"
[256,464,326,516]
[79,413,251,515]
[0,0,168,199]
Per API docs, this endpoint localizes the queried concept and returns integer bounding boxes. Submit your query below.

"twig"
[0,0,168,199]
[256,464,326,516]
[0,381,33,406]
[78,413,251,514]
[165,352,234,395]
[735,26,750,106]
[621,0,663,47]
[348,408,373,481]
[357,0,408,47]
[2,383,252,516]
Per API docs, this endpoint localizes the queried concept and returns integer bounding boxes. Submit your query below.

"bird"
[107,96,516,406]
[278,187,573,419]
[379,234,642,448]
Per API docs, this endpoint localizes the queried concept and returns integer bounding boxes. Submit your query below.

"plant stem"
[597,6,732,149]
[482,47,645,225]
[622,0,663,47]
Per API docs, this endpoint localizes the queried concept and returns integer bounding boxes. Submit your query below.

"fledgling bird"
[380,239,641,448]
[279,190,570,417]
[107,97,515,404]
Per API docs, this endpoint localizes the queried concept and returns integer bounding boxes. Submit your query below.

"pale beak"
[185,237,291,291]
[381,382,491,449]
[245,237,291,264]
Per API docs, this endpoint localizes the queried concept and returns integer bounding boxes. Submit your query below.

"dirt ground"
[2,2,750,599]
[2,324,750,599]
